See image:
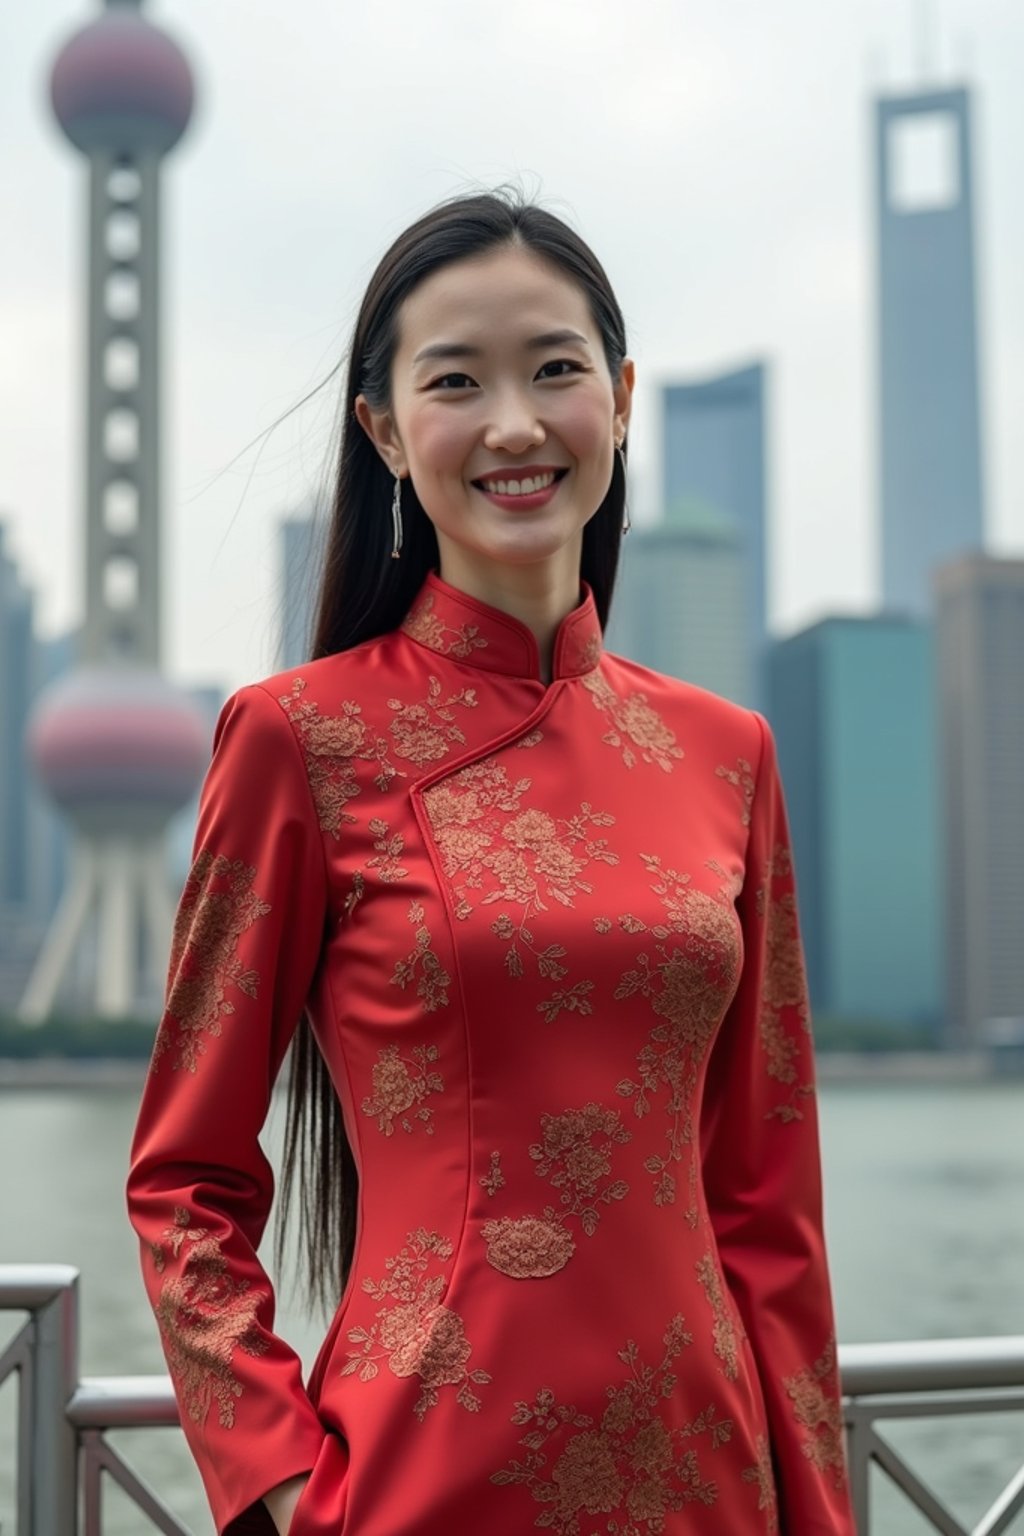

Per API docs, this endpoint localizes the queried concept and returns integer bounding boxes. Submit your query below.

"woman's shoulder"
[596,649,767,762]
[211,634,399,747]
[239,633,397,710]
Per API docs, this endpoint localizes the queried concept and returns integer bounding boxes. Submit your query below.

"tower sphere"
[51,11,194,157]
[29,667,210,832]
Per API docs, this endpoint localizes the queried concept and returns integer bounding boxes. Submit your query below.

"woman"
[127,191,856,1535]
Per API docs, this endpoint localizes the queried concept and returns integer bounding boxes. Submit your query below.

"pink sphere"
[51,11,195,156]
[29,667,211,830]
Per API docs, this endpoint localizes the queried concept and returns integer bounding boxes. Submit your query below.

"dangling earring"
[391,474,404,560]
[616,442,631,535]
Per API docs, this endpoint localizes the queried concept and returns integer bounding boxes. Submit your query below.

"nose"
[482,386,546,455]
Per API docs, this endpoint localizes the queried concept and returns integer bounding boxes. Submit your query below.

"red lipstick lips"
[472,466,568,512]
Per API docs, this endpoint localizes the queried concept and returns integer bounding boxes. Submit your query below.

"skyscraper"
[661,363,767,697]
[935,556,1024,1046]
[0,522,35,911]
[279,506,328,670]
[0,528,75,1010]
[767,616,942,1029]
[607,508,752,706]
[875,85,986,614]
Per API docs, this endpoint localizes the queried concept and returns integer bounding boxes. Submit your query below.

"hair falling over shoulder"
[275,187,631,1309]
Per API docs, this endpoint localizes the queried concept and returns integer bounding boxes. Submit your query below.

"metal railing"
[2,1265,1023,1534]
[843,1337,1024,1534]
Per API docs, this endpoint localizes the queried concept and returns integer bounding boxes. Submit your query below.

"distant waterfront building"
[0,526,75,1010]
[25,632,75,928]
[167,683,224,886]
[875,84,986,614]
[0,522,35,910]
[607,505,752,706]
[661,363,767,698]
[935,556,1024,1046]
[279,507,328,669]
[767,615,942,1029]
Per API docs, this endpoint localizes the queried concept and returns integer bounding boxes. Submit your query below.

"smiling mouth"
[472,468,568,497]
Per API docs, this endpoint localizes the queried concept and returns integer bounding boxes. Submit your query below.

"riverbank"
[0,1049,1015,1090]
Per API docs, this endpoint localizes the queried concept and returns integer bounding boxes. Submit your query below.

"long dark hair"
[277,188,630,1311]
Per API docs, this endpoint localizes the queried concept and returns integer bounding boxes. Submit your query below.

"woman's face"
[356,243,633,593]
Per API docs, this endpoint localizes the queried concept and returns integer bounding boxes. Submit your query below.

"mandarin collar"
[400,572,603,682]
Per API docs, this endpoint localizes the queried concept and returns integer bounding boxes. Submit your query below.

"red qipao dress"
[127,573,856,1536]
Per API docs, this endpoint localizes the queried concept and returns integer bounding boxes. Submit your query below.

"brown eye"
[431,373,476,390]
[536,359,582,379]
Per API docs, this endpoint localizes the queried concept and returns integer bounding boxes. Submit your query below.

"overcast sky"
[3,0,1023,694]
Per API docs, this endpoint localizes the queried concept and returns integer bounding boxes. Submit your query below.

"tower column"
[21,1,206,1022]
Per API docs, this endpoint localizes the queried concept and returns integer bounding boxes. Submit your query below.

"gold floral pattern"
[343,1229,490,1420]
[491,1315,730,1533]
[342,869,365,921]
[366,818,409,882]
[581,670,684,773]
[741,1435,779,1530]
[483,1104,630,1278]
[480,1150,506,1197]
[715,758,756,826]
[570,632,603,674]
[391,901,451,1011]
[783,1338,848,1489]
[481,1214,576,1278]
[402,591,488,659]
[278,675,477,837]
[360,1043,444,1136]
[695,1253,741,1380]
[154,851,270,1074]
[536,980,594,1025]
[336,819,406,931]
[758,844,815,1123]
[611,857,741,1221]
[530,1104,632,1231]
[423,760,617,980]
[278,680,380,834]
[151,1208,266,1429]
[386,675,478,764]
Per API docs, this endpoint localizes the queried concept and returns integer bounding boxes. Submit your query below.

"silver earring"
[391,474,404,560]
[616,443,631,535]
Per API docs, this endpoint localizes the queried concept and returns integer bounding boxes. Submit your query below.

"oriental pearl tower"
[20,0,209,1021]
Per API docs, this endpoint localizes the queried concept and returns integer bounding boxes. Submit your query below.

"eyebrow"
[411,329,591,365]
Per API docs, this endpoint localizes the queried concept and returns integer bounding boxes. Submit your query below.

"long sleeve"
[127,683,329,1535]
[700,713,855,1534]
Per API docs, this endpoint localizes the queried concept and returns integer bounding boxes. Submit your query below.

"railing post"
[844,1400,873,1535]
[30,1271,80,1536]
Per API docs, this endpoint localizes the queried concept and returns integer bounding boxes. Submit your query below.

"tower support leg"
[95,836,137,1018]
[18,839,96,1024]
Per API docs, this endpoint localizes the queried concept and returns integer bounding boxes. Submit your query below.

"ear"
[612,358,635,445]
[354,394,408,477]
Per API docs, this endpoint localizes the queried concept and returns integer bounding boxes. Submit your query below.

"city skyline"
[4,0,1024,693]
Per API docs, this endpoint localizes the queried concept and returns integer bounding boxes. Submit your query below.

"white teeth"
[483,472,556,496]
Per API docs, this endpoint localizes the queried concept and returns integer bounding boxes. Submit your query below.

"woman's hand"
[263,1473,311,1535]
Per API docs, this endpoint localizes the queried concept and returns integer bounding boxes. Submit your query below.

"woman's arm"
[127,684,329,1534]
[700,713,856,1534]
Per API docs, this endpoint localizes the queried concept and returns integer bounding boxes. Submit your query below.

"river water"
[2,1080,1023,1534]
